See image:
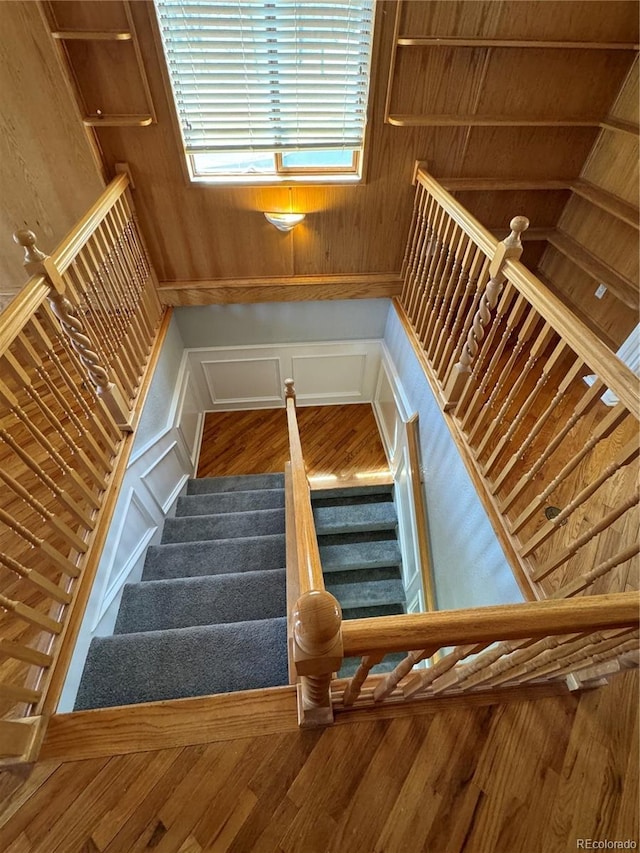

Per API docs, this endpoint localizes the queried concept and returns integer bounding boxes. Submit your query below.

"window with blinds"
[153,0,375,182]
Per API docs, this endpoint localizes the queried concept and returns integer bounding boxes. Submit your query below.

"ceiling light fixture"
[264,212,305,232]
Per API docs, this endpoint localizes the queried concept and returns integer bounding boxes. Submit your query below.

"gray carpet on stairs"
[75,475,410,710]
[143,534,285,581]
[115,568,287,633]
[74,617,288,709]
[75,473,289,710]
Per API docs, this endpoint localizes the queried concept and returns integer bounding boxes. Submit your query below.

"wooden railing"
[283,169,638,725]
[399,167,639,603]
[334,593,639,709]
[0,173,163,762]
[284,380,343,727]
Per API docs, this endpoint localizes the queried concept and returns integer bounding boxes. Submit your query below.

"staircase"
[75,476,409,709]
[74,473,289,710]
[312,484,407,676]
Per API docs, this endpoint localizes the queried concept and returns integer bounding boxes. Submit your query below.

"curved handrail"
[415,166,640,420]
[340,591,640,657]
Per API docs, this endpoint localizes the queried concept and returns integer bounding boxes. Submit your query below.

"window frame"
[150,1,379,187]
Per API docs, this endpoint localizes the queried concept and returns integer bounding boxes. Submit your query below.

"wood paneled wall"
[34,1,636,304]
[0,3,105,308]
[4,1,638,322]
[539,57,639,349]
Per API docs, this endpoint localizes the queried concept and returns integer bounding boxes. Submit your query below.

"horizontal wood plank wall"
[30,0,636,316]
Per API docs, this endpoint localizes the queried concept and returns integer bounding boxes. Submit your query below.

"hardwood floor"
[0,670,637,851]
[197,404,390,483]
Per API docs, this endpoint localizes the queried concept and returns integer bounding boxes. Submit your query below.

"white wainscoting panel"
[188,340,382,409]
[202,356,282,406]
[141,440,191,514]
[292,352,366,400]
[177,366,205,466]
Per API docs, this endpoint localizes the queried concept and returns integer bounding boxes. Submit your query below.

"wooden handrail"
[0,276,50,358]
[405,415,436,613]
[340,592,639,656]
[284,381,325,593]
[415,166,640,419]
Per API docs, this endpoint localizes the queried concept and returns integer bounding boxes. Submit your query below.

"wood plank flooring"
[196,404,390,483]
[0,671,637,851]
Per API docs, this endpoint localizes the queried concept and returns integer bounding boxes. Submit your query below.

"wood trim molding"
[157,273,403,305]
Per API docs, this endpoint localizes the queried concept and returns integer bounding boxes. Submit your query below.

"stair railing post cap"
[293,590,342,655]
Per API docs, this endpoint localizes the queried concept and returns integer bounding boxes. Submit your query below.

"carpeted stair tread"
[186,473,284,495]
[114,569,286,634]
[176,488,284,517]
[161,507,285,543]
[311,484,393,500]
[74,617,288,710]
[313,501,398,535]
[342,603,406,620]
[311,493,394,508]
[326,577,405,610]
[319,539,401,572]
[339,652,407,678]
[142,534,285,581]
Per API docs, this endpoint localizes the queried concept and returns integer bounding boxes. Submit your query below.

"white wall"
[174,299,390,347]
[58,314,204,711]
[380,306,523,611]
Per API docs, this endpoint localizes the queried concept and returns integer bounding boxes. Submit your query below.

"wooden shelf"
[52,30,132,41]
[600,117,640,137]
[387,115,600,128]
[440,178,571,192]
[397,37,640,51]
[547,230,638,309]
[572,180,639,230]
[83,114,153,127]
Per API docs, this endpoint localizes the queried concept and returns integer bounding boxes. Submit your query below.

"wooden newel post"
[293,589,343,728]
[13,229,132,431]
[443,216,529,410]
[284,377,296,403]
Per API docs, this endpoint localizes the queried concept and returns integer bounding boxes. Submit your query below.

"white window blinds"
[154,0,375,154]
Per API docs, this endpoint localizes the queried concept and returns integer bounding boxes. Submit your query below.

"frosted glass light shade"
[264,212,306,232]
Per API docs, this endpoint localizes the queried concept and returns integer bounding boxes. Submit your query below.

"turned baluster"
[0,426,94,529]
[510,405,631,535]
[433,245,485,374]
[401,183,427,289]
[491,356,586,496]
[548,541,640,597]
[402,642,487,699]
[517,630,638,684]
[443,216,529,409]
[293,590,343,727]
[12,329,112,470]
[438,257,490,382]
[0,553,71,605]
[415,216,456,340]
[500,377,607,514]
[551,631,640,682]
[0,507,81,578]
[13,229,132,430]
[421,224,466,353]
[0,593,63,634]
[517,433,638,554]
[0,467,87,553]
[456,289,525,429]
[342,652,385,707]
[406,214,435,319]
[3,350,106,490]
[475,323,557,467]
[0,640,53,668]
[373,646,440,703]
[465,304,539,446]
[409,203,447,322]
[0,380,100,510]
